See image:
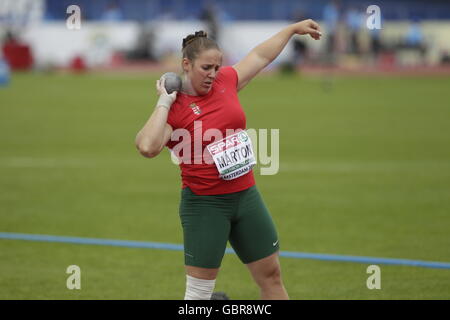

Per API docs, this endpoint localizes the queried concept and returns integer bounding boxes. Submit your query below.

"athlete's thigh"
[179,187,234,269]
[229,186,279,264]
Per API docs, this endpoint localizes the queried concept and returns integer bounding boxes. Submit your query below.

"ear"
[182,58,191,73]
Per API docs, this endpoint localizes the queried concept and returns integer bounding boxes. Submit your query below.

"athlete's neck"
[181,74,199,96]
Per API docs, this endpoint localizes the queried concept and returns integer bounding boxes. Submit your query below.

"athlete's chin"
[198,87,211,95]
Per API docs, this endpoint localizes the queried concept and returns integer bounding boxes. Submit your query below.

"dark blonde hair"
[182,30,220,61]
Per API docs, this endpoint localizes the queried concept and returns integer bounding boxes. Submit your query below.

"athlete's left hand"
[292,19,322,40]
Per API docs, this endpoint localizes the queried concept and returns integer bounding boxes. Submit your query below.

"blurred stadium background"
[0,0,449,299]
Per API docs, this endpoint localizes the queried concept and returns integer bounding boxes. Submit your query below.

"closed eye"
[202,65,221,71]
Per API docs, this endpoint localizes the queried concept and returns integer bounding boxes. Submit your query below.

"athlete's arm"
[135,79,176,158]
[135,110,173,158]
[233,19,322,91]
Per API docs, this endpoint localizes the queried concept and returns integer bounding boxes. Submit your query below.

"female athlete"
[136,19,322,300]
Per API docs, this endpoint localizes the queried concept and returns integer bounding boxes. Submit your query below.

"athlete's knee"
[252,263,283,289]
[184,275,216,300]
[186,265,219,280]
[261,265,282,286]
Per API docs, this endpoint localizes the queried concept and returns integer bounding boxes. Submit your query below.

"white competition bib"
[207,130,256,180]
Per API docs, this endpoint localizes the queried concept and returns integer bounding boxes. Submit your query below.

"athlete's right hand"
[156,78,177,110]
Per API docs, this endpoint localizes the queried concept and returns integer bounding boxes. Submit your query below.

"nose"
[208,69,217,80]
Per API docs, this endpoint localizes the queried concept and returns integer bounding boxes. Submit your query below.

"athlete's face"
[183,49,223,96]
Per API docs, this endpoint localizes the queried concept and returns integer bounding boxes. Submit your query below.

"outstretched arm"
[233,19,322,91]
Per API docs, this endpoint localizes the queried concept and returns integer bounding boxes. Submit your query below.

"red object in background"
[378,52,396,69]
[109,52,125,67]
[2,39,34,70]
[69,55,87,73]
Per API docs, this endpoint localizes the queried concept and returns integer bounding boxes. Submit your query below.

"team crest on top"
[189,103,202,115]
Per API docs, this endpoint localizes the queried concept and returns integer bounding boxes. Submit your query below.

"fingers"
[155,80,162,96]
[156,78,164,90]
[296,19,322,40]
[156,78,168,95]
[307,27,322,35]
[307,19,321,32]
[307,27,322,40]
[309,19,320,31]
[169,91,178,99]
[307,19,322,39]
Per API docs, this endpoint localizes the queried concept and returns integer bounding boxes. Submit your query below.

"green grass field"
[1,71,449,299]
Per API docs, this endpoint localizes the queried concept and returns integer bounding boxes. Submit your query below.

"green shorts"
[179,185,279,269]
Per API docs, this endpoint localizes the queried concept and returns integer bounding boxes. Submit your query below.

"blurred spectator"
[69,55,87,73]
[345,6,363,54]
[126,23,157,62]
[369,28,382,63]
[2,32,33,71]
[216,4,233,23]
[291,10,309,69]
[404,21,424,47]
[200,1,220,41]
[401,21,427,64]
[101,1,124,22]
[441,51,450,65]
[323,0,340,55]
[0,56,11,86]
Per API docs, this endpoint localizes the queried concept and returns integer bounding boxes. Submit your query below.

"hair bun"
[182,30,208,49]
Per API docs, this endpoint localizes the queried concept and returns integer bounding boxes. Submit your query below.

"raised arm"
[233,19,322,91]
